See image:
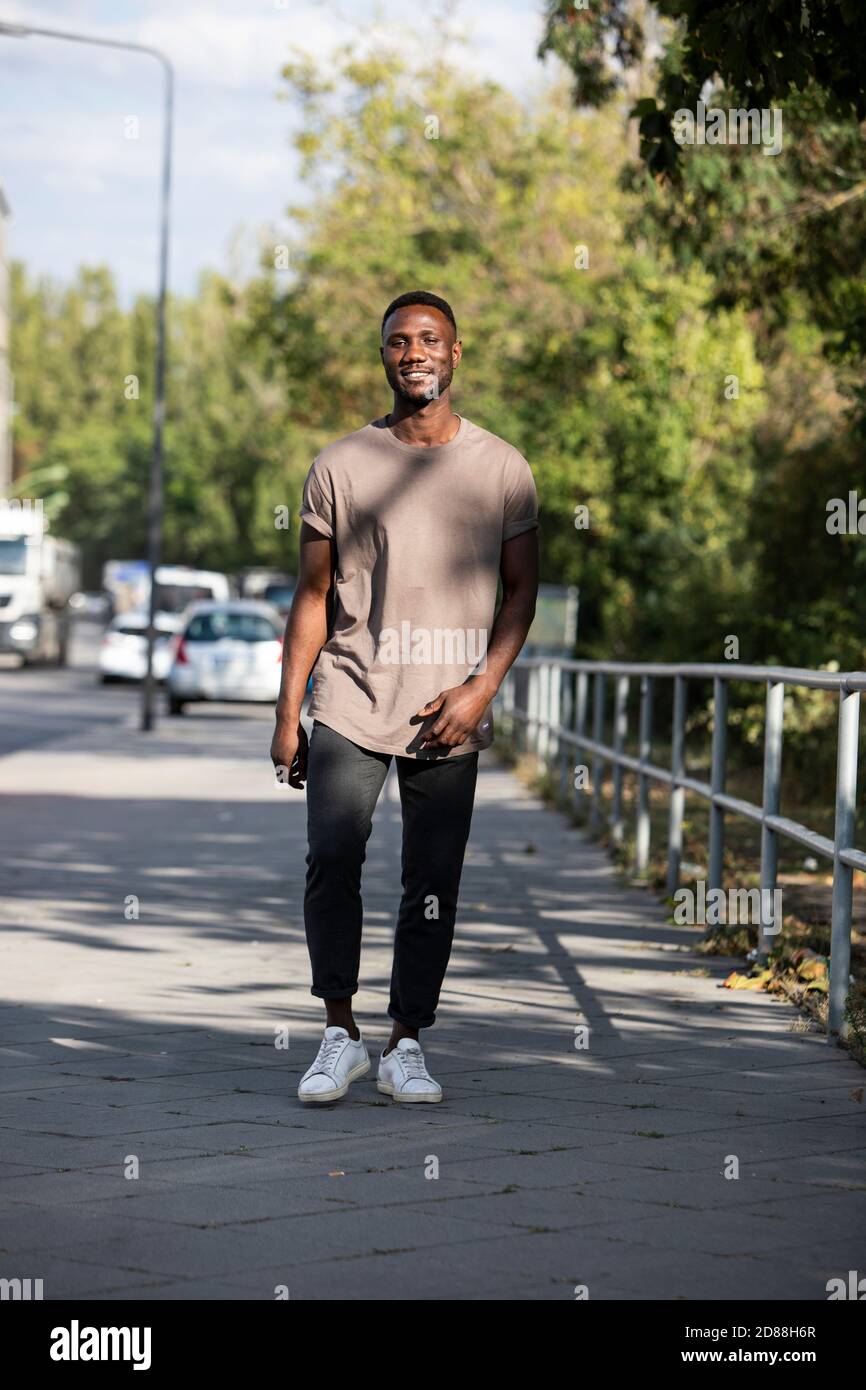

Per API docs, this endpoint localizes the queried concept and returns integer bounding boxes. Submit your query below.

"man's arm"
[417,528,539,749]
[269,522,335,788]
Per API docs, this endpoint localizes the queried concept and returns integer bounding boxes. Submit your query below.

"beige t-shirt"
[298,413,538,758]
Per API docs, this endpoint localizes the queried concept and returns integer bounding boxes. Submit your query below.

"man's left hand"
[415,677,496,750]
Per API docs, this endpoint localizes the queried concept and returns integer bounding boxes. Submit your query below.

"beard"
[385,361,453,405]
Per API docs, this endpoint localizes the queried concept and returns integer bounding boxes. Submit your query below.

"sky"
[0,0,558,303]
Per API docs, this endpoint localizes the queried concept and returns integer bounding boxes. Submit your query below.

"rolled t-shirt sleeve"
[502,450,539,541]
[299,459,335,538]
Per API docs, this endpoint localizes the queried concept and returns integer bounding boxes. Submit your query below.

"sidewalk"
[1,706,864,1300]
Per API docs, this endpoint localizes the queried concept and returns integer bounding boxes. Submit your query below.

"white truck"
[0,502,81,665]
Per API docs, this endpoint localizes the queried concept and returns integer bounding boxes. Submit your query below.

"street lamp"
[0,18,173,731]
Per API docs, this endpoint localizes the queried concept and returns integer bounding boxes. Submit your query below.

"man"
[270,290,538,1105]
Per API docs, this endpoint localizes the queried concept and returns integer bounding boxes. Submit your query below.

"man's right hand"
[270,720,309,790]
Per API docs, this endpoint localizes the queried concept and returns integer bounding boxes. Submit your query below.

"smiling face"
[380,304,461,405]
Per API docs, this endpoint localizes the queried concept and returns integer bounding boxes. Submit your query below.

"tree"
[539,0,866,175]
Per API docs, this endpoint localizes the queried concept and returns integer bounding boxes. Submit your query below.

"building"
[0,183,11,496]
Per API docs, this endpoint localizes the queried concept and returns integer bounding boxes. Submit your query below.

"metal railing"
[497,658,865,1040]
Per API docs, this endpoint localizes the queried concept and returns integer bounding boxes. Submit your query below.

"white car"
[99,612,176,683]
[166,600,284,714]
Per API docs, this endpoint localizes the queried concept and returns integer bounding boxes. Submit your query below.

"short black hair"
[381,290,457,339]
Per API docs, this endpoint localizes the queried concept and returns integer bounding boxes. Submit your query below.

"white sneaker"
[297,1025,370,1103]
[376,1037,442,1103]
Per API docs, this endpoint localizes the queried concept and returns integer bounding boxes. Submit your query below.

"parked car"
[166,600,284,715]
[99,612,176,683]
[262,581,295,616]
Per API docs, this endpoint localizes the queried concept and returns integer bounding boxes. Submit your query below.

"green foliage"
[9,263,303,582]
[8,18,863,682]
[539,1,866,172]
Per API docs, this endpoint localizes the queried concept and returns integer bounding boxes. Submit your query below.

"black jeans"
[303,720,479,1029]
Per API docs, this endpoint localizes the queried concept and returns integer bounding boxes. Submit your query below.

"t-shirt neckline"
[370,413,466,455]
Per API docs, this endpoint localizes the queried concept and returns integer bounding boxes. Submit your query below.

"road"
[0,622,137,757]
[0,618,277,757]
[1,624,865,1300]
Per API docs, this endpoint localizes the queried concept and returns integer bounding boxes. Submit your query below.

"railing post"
[589,671,605,831]
[538,663,550,766]
[558,666,571,802]
[503,670,515,743]
[758,679,785,960]
[611,675,629,844]
[517,665,527,752]
[572,670,588,816]
[635,675,653,876]
[708,677,728,898]
[527,663,539,755]
[829,686,860,1038]
[666,675,687,896]
[549,661,561,765]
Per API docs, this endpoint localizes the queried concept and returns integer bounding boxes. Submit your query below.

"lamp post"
[0,19,173,730]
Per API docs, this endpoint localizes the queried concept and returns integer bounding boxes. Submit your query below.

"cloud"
[1,0,554,299]
[135,2,343,91]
